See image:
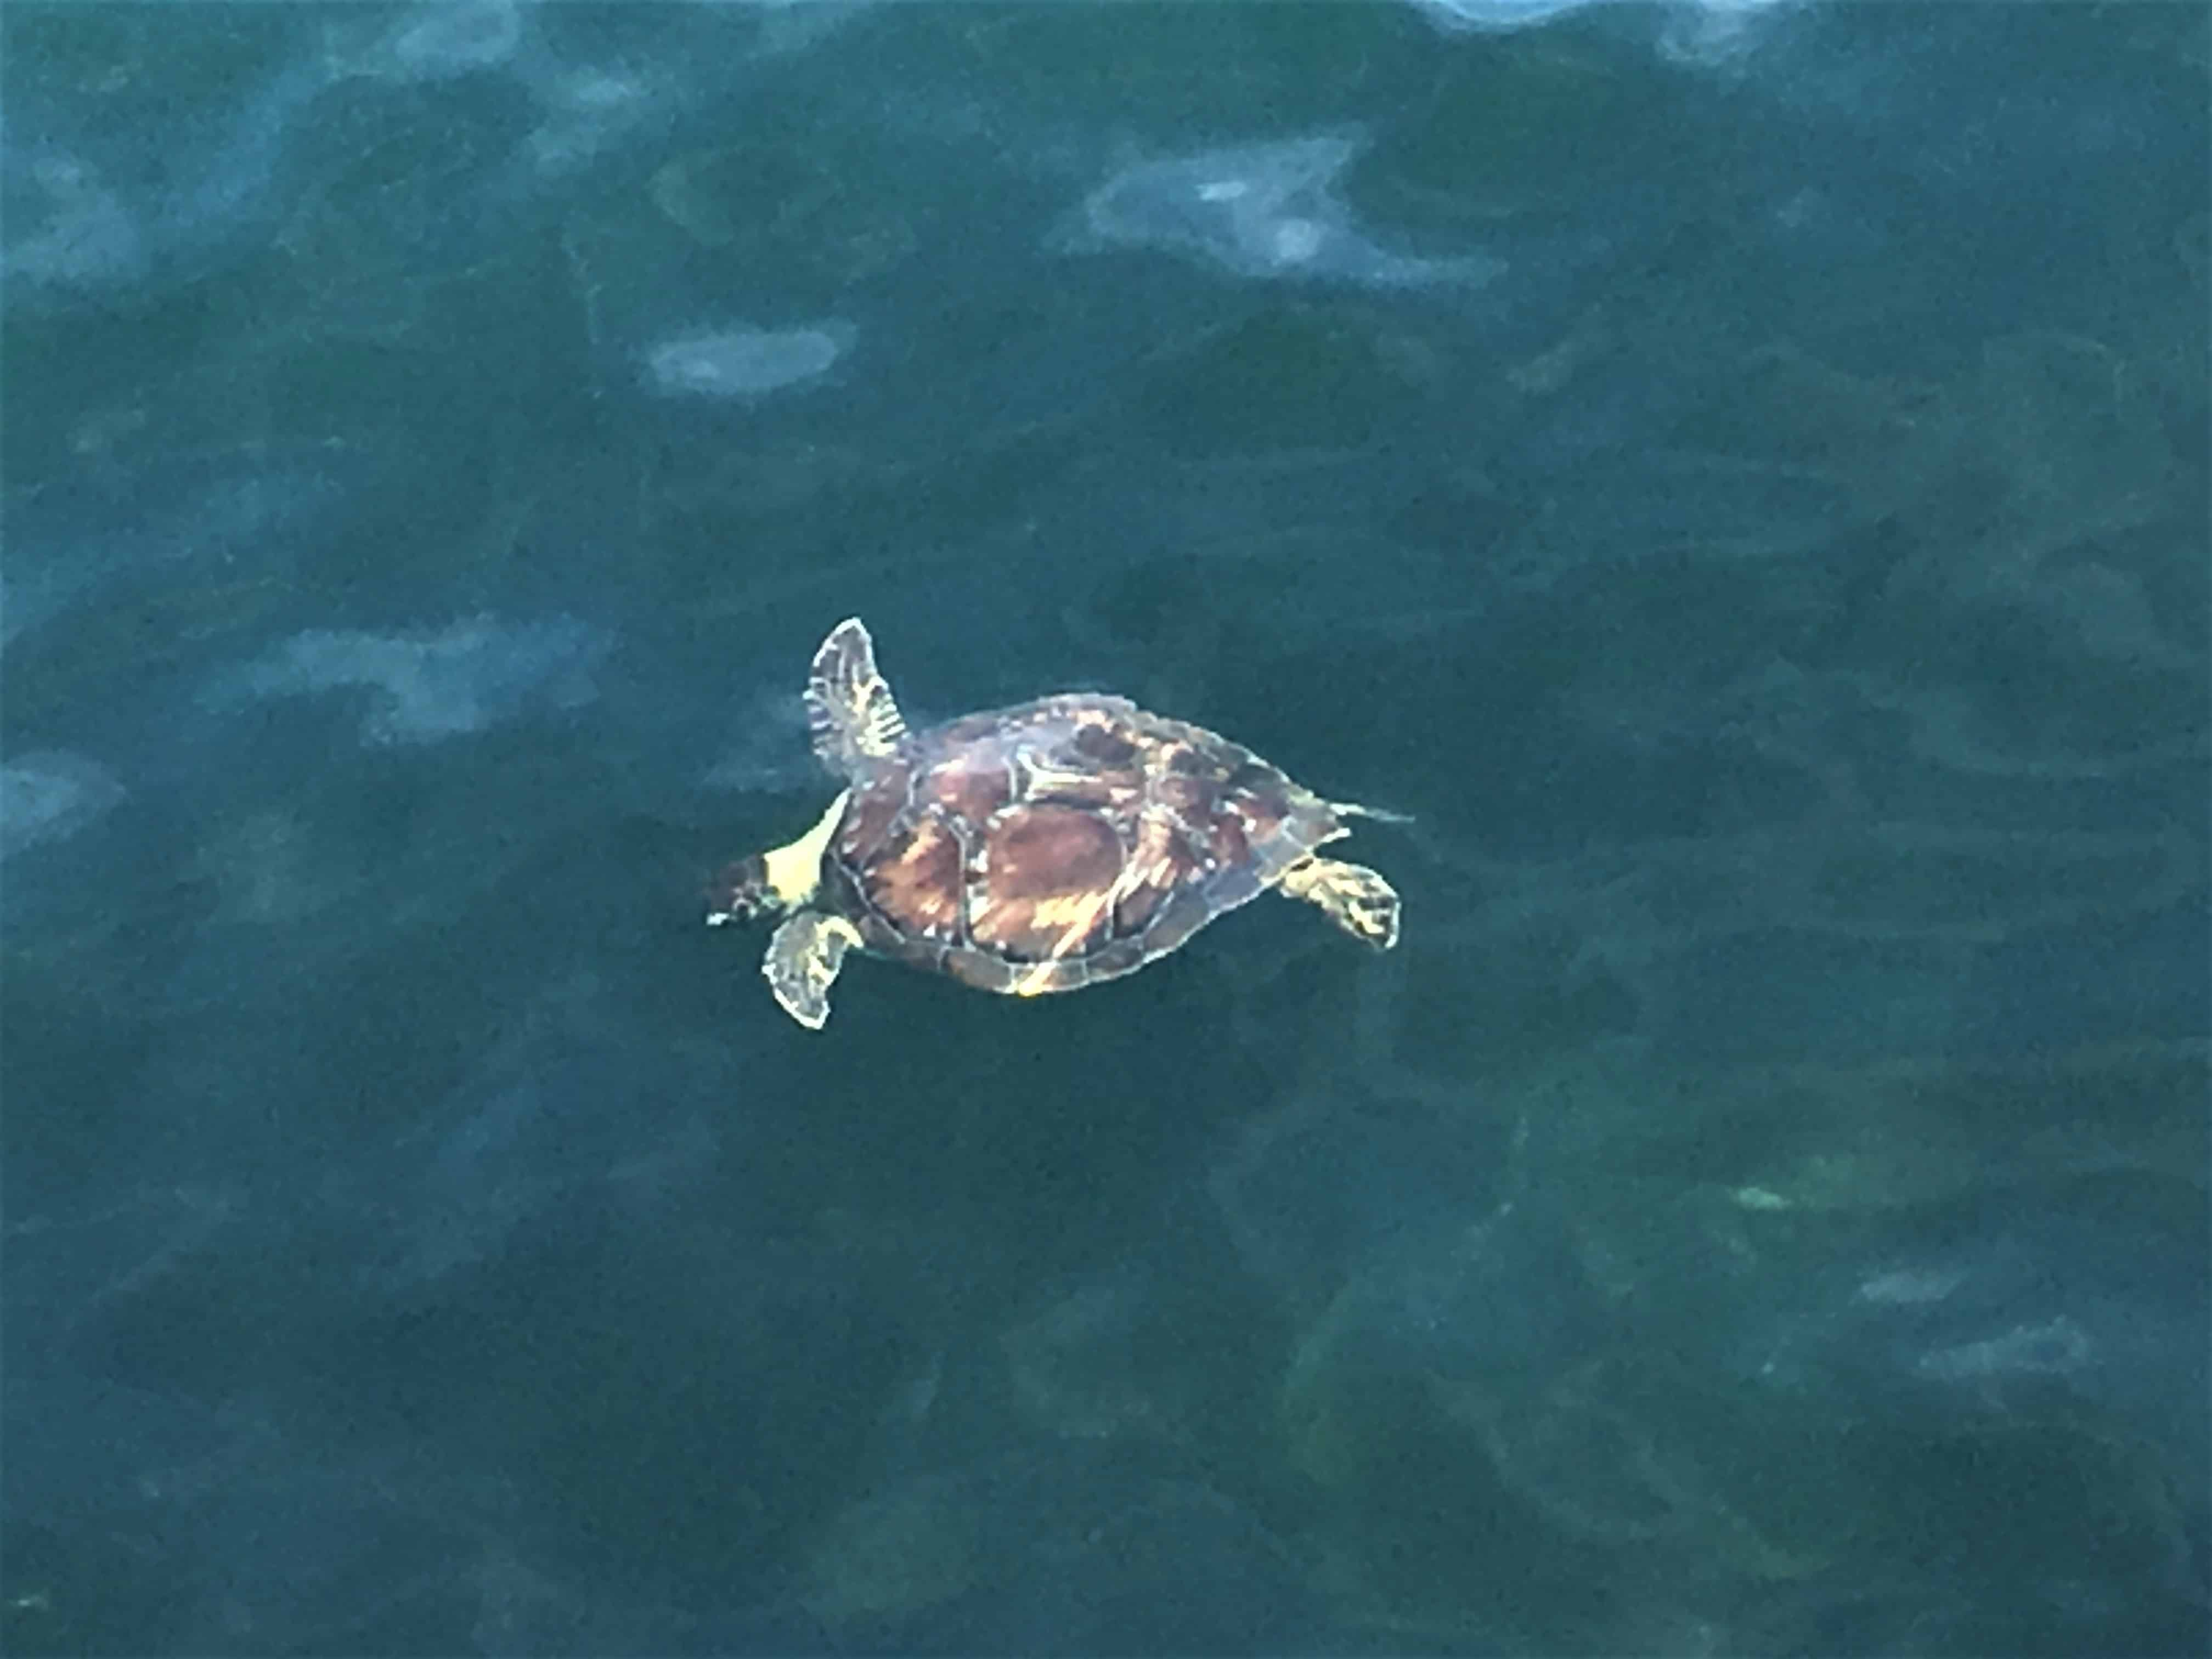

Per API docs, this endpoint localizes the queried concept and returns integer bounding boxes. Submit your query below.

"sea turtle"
[708,618,1401,1029]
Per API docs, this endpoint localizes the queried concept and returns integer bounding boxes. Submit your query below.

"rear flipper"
[1281,856,1400,950]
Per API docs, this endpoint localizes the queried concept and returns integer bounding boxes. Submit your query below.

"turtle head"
[704,790,850,929]
[706,855,778,927]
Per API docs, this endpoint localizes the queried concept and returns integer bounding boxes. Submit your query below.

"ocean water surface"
[3,2,2206,1653]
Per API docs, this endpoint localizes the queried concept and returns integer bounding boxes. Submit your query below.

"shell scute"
[826,693,1344,989]
[1112,814,1190,935]
[864,815,966,943]
[1028,770,1145,815]
[1134,879,1220,962]
[1203,809,1252,873]
[968,803,1121,963]
[922,752,1012,823]
[1152,771,1217,825]
[836,779,905,857]
[1065,720,1141,769]
[932,707,1019,749]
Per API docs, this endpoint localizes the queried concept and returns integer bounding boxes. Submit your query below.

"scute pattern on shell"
[818,694,1342,995]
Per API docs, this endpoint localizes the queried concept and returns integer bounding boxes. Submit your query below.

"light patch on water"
[1409,0,1594,31]
[701,686,820,795]
[395,0,522,76]
[1,55,321,312]
[325,0,525,82]
[1411,0,1793,56]
[189,810,358,928]
[0,751,126,860]
[1916,1316,2095,1383]
[2,150,146,291]
[1657,0,1796,65]
[206,616,608,745]
[1855,1266,1969,1306]
[1059,134,1501,289]
[641,323,853,399]
[525,67,664,177]
[342,973,724,1296]
[3,442,359,652]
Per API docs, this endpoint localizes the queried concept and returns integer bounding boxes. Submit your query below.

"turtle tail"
[1328,799,1415,826]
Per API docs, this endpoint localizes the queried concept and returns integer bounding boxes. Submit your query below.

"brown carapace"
[709,618,1401,1028]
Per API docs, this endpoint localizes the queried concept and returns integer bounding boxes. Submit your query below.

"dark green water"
[3,3,2206,1653]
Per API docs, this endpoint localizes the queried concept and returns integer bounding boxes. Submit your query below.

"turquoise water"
[3,3,2205,1652]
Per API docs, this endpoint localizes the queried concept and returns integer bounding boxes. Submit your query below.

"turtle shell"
[816,694,1344,995]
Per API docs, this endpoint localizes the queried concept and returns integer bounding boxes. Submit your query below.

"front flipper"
[763,911,864,1029]
[806,617,907,774]
[1281,856,1401,950]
